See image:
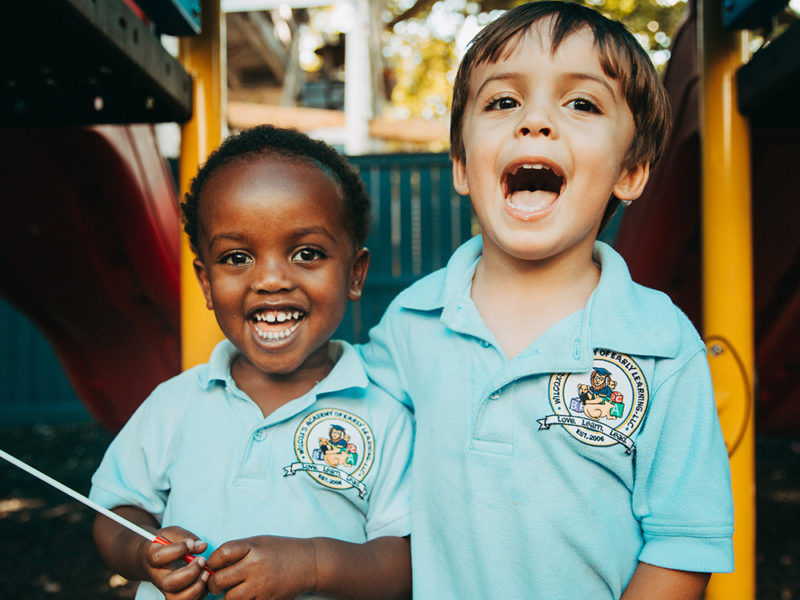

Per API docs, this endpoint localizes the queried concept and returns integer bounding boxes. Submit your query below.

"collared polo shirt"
[360,236,734,599]
[91,339,412,600]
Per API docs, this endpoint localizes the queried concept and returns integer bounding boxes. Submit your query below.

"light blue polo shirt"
[360,236,734,599]
[90,339,412,600]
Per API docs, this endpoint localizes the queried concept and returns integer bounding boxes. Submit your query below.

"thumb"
[207,540,250,571]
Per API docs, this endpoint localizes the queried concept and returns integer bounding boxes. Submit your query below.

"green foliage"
[383,0,688,131]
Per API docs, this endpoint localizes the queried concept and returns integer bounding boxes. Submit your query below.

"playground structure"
[2,0,799,597]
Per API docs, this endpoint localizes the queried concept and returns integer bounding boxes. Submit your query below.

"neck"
[231,348,335,418]
[471,242,600,359]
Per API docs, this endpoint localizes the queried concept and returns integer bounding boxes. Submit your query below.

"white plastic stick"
[0,447,156,542]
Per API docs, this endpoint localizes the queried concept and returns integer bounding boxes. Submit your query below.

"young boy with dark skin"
[360,2,733,599]
[91,126,412,600]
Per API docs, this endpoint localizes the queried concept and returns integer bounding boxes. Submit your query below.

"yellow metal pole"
[698,0,755,598]
[178,0,226,370]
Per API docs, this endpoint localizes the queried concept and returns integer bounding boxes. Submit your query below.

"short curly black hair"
[182,125,371,258]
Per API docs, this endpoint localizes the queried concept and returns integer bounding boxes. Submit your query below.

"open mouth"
[251,309,306,341]
[503,163,564,213]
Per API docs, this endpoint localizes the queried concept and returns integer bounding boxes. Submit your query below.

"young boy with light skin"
[91,126,412,600]
[360,2,734,598]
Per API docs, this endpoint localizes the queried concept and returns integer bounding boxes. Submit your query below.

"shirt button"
[253,429,266,441]
[489,392,500,400]
[480,340,490,348]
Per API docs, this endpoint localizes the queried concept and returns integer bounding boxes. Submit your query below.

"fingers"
[207,567,242,596]
[157,526,208,550]
[207,540,250,571]
[206,542,250,595]
[149,526,208,569]
[151,553,211,599]
[144,529,212,599]
[149,538,207,569]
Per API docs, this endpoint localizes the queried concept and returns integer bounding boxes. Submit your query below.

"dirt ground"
[0,422,798,599]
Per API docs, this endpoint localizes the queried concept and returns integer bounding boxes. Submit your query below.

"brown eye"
[567,98,599,113]
[221,252,251,266]
[486,96,518,111]
[293,247,325,263]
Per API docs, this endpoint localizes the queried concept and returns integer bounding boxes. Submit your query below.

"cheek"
[208,277,242,306]
[307,269,349,303]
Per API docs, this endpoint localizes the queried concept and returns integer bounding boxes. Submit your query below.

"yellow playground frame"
[178,0,757,596]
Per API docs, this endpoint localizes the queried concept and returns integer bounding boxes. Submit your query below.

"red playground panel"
[0,125,181,431]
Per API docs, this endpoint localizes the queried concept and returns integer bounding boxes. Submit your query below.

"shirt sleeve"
[358,301,414,411]
[89,392,175,522]
[632,345,735,573]
[363,397,414,540]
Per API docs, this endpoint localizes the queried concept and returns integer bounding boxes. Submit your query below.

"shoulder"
[363,379,414,423]
[330,342,411,416]
[122,364,209,434]
[591,242,703,359]
[148,366,205,407]
[390,235,482,313]
[388,266,448,313]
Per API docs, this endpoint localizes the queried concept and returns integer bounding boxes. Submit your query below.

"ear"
[613,161,650,204]
[348,248,370,301]
[193,258,215,310]
[452,156,470,196]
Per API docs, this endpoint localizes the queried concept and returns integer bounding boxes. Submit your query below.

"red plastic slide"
[0,125,181,431]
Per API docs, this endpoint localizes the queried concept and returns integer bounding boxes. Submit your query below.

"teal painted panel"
[338,153,472,343]
[0,297,88,424]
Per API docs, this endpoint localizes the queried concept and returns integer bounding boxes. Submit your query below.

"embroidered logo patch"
[283,408,374,498]
[538,349,649,454]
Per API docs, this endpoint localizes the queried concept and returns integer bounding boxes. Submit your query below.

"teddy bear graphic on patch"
[576,367,624,420]
[316,424,358,467]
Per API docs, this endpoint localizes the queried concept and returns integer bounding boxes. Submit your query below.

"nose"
[250,257,292,293]
[517,103,554,138]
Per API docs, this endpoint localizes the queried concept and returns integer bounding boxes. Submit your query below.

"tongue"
[507,190,558,212]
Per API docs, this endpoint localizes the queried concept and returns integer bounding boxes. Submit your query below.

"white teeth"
[254,311,303,323]
[519,163,545,170]
[255,320,301,341]
[252,310,305,341]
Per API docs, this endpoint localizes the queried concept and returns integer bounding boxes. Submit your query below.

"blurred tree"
[381,0,688,131]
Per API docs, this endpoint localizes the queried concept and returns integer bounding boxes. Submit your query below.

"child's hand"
[141,526,210,600]
[207,535,316,599]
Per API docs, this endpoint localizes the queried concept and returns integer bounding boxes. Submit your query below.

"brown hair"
[450,1,671,173]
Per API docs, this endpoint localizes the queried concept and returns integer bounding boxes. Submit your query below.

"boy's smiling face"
[453,23,649,267]
[193,156,368,383]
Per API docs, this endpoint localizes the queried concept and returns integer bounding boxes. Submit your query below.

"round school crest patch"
[283,408,374,498]
[539,349,649,454]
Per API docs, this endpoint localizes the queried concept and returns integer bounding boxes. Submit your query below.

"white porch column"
[344,0,372,154]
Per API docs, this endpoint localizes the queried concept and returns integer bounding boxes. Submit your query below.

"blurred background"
[1,0,799,597]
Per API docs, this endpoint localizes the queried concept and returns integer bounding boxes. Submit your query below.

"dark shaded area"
[1,0,192,127]
[0,423,797,598]
[0,424,137,599]
[614,1,800,435]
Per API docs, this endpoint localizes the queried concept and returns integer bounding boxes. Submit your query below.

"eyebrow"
[562,71,617,98]
[207,232,245,250]
[290,225,337,242]
[473,70,618,100]
[208,226,337,250]
[473,72,523,100]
